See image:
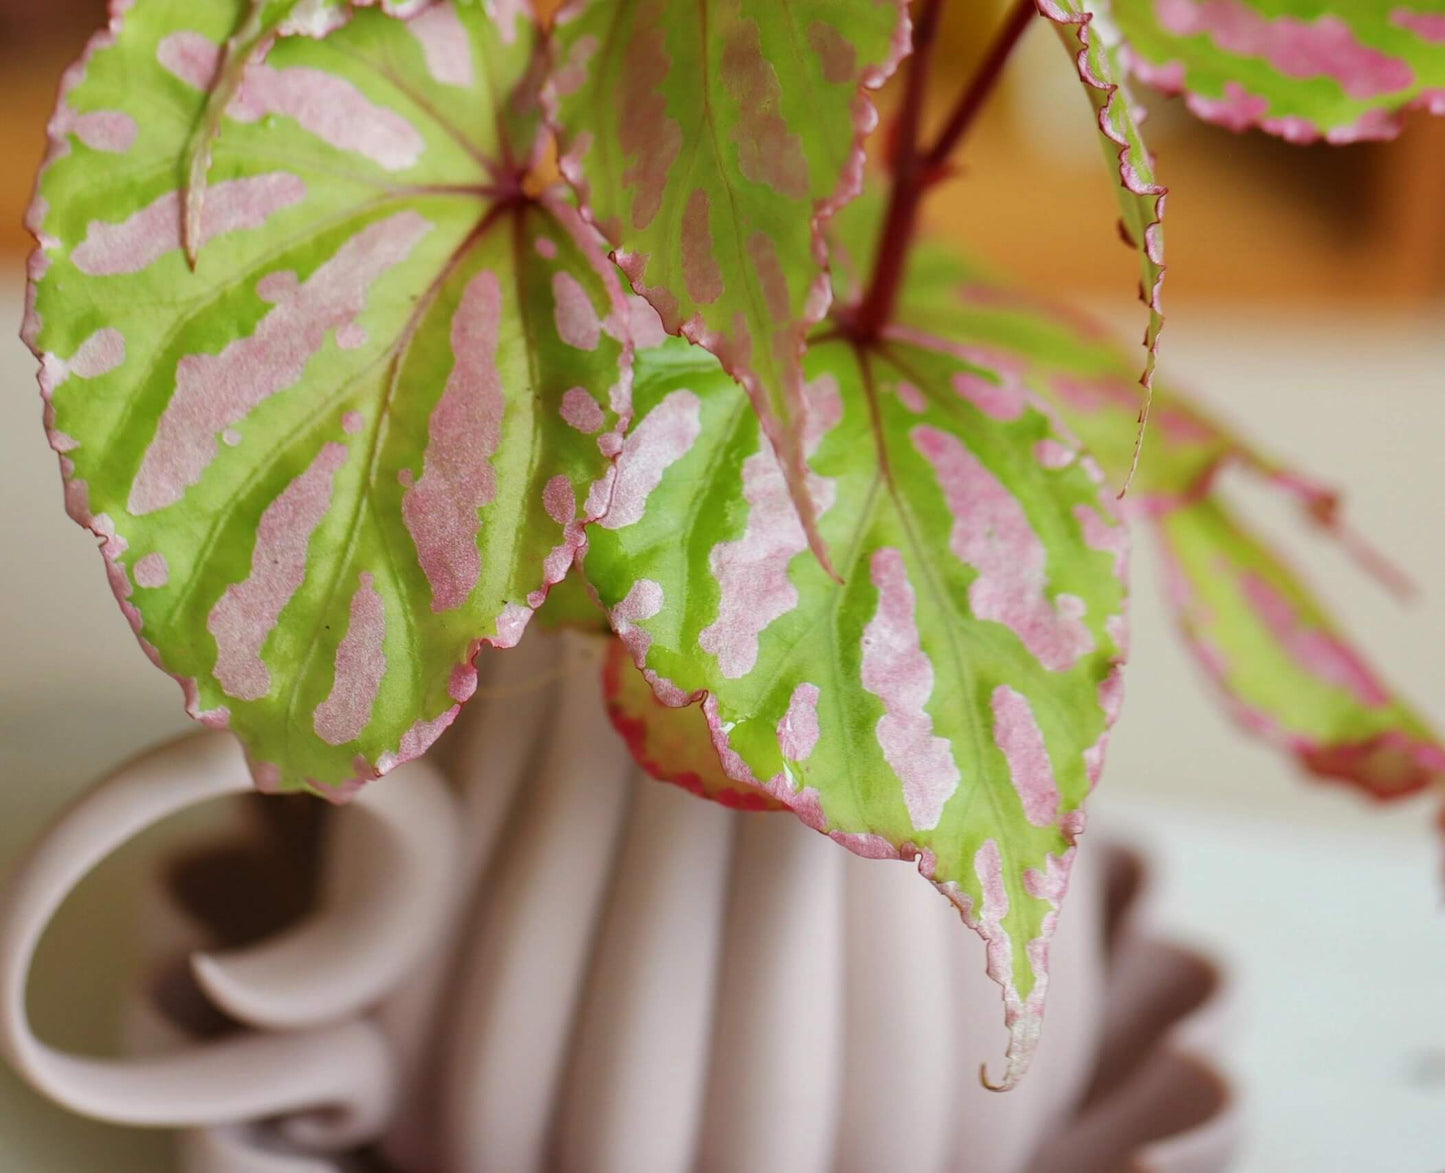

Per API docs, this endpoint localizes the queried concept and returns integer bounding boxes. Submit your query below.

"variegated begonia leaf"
[583,334,1129,1088]
[1040,0,1167,441]
[26,0,632,795]
[546,0,910,570]
[872,225,1445,801]
[1111,0,1445,143]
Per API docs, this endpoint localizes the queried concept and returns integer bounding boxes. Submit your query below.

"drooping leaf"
[1039,0,1167,470]
[603,637,785,811]
[1111,0,1445,143]
[26,0,632,795]
[856,208,1445,802]
[583,335,1128,1088]
[1155,497,1444,798]
[546,0,911,571]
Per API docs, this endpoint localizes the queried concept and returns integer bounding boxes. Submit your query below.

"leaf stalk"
[850,0,1036,342]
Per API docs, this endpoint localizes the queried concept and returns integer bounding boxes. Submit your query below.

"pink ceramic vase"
[0,632,1236,1171]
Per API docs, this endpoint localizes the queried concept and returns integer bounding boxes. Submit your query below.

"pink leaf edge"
[1039,0,1168,495]
[1121,46,1445,145]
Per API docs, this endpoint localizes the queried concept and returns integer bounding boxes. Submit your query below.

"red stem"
[921,0,1037,173]
[849,0,945,342]
[850,0,1036,342]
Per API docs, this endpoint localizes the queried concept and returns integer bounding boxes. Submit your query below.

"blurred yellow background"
[926,0,1445,306]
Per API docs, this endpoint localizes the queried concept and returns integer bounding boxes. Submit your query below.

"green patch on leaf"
[533,565,610,633]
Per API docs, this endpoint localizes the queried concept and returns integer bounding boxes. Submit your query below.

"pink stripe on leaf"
[699,374,841,678]
[991,685,1059,828]
[1240,572,1390,707]
[406,4,474,87]
[598,389,701,530]
[73,173,305,277]
[913,425,1094,672]
[158,31,424,170]
[312,571,387,746]
[130,211,429,515]
[402,269,505,613]
[208,442,348,701]
[1153,0,1414,98]
[860,547,960,831]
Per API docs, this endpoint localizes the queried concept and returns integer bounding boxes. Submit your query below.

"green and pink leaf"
[584,334,1128,1088]
[1110,0,1445,143]
[27,0,633,795]
[1155,497,1443,798]
[880,229,1445,802]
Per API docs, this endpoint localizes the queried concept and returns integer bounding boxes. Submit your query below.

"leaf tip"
[1115,383,1155,499]
[1320,509,1418,604]
[978,1057,1020,1094]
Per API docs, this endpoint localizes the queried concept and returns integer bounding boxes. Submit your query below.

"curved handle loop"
[191,749,460,1034]
[0,731,406,1149]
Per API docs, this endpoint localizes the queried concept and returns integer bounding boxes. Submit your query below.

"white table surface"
[3,276,1444,1171]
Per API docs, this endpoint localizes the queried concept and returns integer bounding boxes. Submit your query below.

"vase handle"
[190,748,460,1036]
[0,730,400,1150]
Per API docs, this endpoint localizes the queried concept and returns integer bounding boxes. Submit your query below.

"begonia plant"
[23,0,1445,1087]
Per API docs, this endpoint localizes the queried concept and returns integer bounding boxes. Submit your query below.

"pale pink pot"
[0,632,1235,1171]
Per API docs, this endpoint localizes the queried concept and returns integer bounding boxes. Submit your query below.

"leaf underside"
[603,637,786,811]
[583,332,1129,1088]
[1111,0,1445,142]
[27,0,632,794]
[547,0,910,571]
